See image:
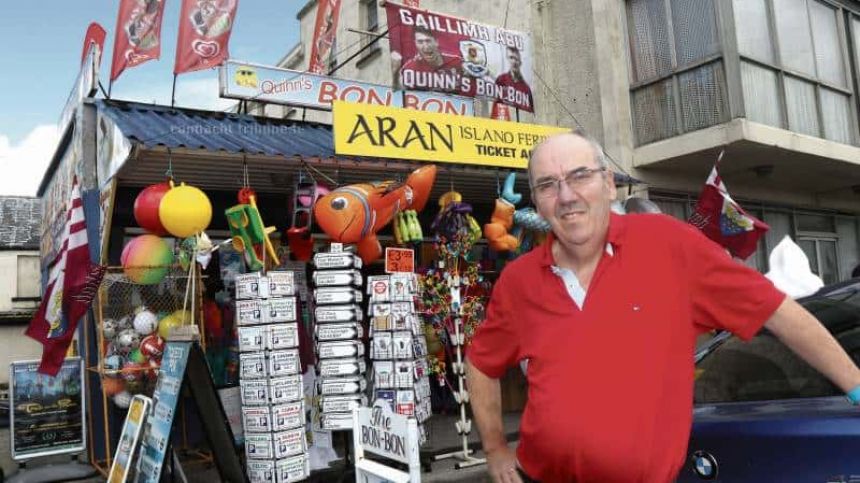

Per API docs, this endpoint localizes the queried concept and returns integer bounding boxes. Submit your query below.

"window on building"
[733,0,858,145]
[16,255,40,298]
[627,0,728,144]
[363,0,379,32]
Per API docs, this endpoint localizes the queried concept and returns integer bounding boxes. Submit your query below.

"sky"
[0,1,305,196]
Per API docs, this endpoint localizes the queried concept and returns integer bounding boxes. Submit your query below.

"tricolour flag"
[689,159,769,260]
[308,0,342,74]
[174,0,239,75]
[26,178,106,375]
[110,0,167,81]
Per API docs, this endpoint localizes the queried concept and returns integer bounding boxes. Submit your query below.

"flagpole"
[108,80,113,98]
[171,74,178,107]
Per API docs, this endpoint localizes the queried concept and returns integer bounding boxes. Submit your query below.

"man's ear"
[606,170,617,198]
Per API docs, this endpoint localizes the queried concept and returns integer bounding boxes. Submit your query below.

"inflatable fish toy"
[314,165,437,263]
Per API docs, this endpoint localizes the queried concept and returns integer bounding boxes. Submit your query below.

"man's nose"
[556,180,582,203]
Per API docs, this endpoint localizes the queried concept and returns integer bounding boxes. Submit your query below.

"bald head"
[528,133,608,186]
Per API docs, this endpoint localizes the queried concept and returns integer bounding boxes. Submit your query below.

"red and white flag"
[26,178,106,375]
[174,0,239,75]
[491,101,511,121]
[308,0,342,74]
[110,0,167,81]
[689,158,769,260]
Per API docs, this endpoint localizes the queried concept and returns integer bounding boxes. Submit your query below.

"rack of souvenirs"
[236,270,311,483]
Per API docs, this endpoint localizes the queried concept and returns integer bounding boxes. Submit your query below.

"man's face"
[531,135,616,249]
[415,32,439,59]
[507,50,522,72]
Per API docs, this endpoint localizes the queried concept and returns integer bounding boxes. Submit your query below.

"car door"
[678,284,860,483]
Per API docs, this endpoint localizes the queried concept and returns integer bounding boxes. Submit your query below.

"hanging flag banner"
[689,160,769,260]
[174,0,239,74]
[110,0,167,81]
[80,22,106,66]
[491,101,511,121]
[402,0,420,6]
[27,177,106,375]
[333,101,567,169]
[220,61,473,115]
[309,0,343,74]
[385,2,535,112]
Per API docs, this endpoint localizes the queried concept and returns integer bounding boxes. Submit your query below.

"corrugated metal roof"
[0,197,42,250]
[99,100,639,202]
[98,99,334,158]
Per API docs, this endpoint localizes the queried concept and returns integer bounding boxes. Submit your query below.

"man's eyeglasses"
[531,167,606,199]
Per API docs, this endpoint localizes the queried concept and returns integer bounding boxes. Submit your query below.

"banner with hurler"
[385,2,535,113]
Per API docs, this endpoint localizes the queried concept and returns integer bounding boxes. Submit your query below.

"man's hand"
[486,446,523,483]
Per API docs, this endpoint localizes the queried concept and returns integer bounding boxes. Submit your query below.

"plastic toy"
[134,182,171,235]
[158,181,213,238]
[225,187,279,271]
[431,190,482,248]
[314,165,437,263]
[122,234,174,285]
[393,210,423,244]
[287,180,329,261]
[484,173,550,254]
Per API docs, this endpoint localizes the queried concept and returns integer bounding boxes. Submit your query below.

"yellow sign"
[333,101,569,169]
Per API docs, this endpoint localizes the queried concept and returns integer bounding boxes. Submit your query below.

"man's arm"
[466,360,522,483]
[765,296,860,393]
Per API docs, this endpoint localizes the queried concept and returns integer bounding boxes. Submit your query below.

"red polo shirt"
[468,213,785,482]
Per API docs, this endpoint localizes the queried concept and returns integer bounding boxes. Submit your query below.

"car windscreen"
[694,283,860,404]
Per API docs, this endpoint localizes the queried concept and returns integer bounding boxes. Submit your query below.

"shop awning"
[98,100,639,200]
[98,99,334,158]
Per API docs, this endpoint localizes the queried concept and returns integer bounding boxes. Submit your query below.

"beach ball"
[134,182,171,235]
[158,183,212,238]
[133,309,159,335]
[113,390,132,409]
[122,235,174,285]
[116,329,141,354]
[122,360,145,382]
[140,334,165,359]
[104,354,124,377]
[128,348,147,364]
[102,377,125,397]
[158,314,182,339]
[171,309,194,325]
[116,315,132,331]
[102,318,120,340]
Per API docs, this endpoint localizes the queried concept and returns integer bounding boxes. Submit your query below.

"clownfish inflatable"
[314,165,437,263]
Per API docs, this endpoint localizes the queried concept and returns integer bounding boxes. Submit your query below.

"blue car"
[679,279,860,482]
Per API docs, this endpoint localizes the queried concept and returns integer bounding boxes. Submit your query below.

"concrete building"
[0,196,43,384]
[262,0,860,282]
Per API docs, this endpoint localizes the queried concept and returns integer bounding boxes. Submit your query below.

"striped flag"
[26,177,105,375]
[689,160,769,260]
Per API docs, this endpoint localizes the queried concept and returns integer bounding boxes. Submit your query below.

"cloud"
[117,77,237,112]
[0,125,59,196]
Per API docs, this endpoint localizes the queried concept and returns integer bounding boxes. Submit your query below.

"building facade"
[266,0,860,282]
[0,196,43,384]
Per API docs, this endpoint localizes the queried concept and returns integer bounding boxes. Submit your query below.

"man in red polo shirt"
[466,132,860,483]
